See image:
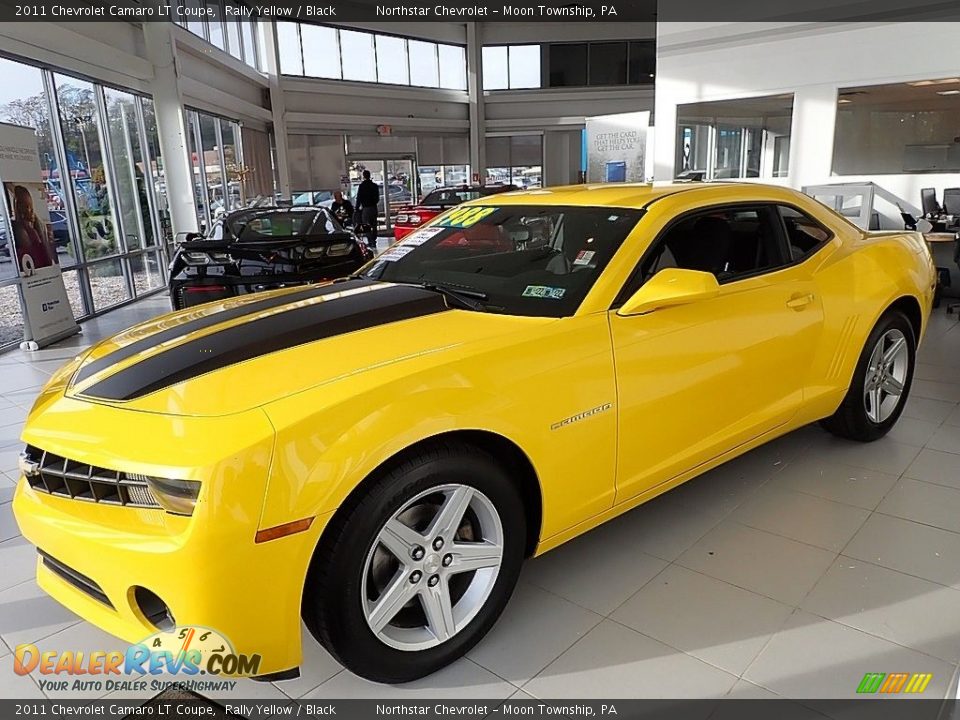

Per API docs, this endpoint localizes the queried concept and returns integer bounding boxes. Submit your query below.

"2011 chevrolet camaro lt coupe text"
[12,183,935,683]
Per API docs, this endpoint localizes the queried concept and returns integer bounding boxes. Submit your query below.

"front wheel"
[302,442,526,683]
[820,310,915,442]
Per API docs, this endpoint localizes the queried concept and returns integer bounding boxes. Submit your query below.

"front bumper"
[11,394,327,677]
[13,481,329,676]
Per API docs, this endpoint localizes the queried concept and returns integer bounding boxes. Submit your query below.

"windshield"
[421,189,484,206]
[224,209,342,241]
[292,191,333,206]
[361,205,643,317]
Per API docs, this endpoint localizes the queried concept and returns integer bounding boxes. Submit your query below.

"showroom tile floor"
[1,296,960,703]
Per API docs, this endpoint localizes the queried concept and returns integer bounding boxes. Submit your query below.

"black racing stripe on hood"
[81,284,450,401]
[74,280,373,385]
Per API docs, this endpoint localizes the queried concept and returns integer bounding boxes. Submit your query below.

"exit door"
[346,157,417,233]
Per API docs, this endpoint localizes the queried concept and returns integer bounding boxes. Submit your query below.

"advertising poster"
[585,111,651,183]
[0,122,79,348]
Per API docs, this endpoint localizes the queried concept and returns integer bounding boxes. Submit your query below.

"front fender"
[258,313,618,543]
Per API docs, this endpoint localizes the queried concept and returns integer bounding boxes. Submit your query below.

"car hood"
[61,279,547,417]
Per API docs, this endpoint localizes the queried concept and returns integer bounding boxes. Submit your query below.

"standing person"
[330,190,354,227]
[355,170,380,252]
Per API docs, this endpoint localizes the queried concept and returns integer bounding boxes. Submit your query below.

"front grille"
[21,445,161,509]
[38,549,114,608]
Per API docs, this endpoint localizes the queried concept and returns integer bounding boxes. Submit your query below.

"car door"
[610,203,824,503]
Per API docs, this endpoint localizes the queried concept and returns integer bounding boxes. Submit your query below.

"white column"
[467,22,486,183]
[788,84,838,189]
[261,20,292,198]
[142,20,199,234]
[653,81,678,181]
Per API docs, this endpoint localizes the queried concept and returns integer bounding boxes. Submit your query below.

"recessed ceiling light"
[908,78,960,86]
[936,89,960,95]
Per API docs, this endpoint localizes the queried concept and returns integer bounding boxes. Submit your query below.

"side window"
[779,206,831,261]
[638,205,787,285]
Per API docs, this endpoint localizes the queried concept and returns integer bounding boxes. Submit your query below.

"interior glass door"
[347,157,417,233]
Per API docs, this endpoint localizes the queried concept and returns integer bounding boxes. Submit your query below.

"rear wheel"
[302,442,526,683]
[820,310,915,442]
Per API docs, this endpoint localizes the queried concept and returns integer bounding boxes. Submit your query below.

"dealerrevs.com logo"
[856,672,933,694]
[12,626,261,694]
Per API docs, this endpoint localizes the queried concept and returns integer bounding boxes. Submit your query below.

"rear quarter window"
[779,206,831,262]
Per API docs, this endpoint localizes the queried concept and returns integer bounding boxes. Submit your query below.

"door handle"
[786,293,815,309]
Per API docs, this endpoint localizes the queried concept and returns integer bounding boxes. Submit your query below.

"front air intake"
[21,446,161,509]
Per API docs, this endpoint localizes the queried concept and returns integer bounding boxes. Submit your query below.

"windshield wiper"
[415,281,488,312]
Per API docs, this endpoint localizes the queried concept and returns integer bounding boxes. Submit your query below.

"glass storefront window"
[59,268,84,319]
[0,283,24,348]
[226,18,242,60]
[219,118,243,211]
[0,57,189,343]
[53,74,119,261]
[409,40,439,88]
[240,19,259,69]
[375,35,408,86]
[130,251,164,296]
[676,95,794,180]
[340,30,376,82]
[438,45,467,91]
[0,57,68,271]
[186,111,208,232]
[303,24,341,79]
[205,3,225,51]
[277,22,303,75]
[198,113,227,221]
[141,99,173,250]
[88,257,130,311]
[104,87,155,251]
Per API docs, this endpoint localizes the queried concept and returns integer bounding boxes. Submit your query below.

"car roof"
[476,181,799,210]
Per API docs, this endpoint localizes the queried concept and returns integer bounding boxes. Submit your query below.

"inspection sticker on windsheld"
[11,626,257,694]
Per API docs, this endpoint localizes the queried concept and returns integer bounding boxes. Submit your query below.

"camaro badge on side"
[551,403,613,431]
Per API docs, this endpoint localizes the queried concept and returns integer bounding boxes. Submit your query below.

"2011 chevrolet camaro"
[13,183,935,683]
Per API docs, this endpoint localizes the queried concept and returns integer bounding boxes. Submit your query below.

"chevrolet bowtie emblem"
[18,452,40,477]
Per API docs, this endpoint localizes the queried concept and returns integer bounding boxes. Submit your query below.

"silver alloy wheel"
[863,328,909,424]
[361,484,504,651]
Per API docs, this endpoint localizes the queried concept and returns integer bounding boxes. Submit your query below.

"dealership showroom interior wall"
[1,1,960,716]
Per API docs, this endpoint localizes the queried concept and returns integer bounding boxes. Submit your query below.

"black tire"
[820,310,916,442]
[302,440,526,683]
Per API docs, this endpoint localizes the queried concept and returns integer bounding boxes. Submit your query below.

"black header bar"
[2,0,959,23]
[0,698,956,719]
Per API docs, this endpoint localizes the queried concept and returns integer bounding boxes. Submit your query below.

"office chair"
[921,187,941,217]
[949,234,960,317]
[943,188,960,225]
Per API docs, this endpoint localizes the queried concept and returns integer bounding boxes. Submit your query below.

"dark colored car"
[49,210,71,249]
[393,184,517,240]
[168,206,373,310]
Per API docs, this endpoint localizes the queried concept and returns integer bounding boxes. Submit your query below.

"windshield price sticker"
[378,245,417,262]
[573,250,596,266]
[402,227,445,246]
[523,285,566,300]
[437,206,497,228]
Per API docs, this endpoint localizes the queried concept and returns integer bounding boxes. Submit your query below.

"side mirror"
[617,268,720,317]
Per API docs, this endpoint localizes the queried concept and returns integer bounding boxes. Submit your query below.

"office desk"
[925,232,959,299]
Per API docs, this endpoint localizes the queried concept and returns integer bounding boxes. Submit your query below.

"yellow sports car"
[13,183,935,683]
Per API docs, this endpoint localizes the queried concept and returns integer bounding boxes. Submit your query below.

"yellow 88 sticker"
[436,206,497,228]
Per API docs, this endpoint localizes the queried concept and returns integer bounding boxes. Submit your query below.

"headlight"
[408,213,421,224]
[326,242,354,257]
[303,246,326,259]
[135,475,201,515]
[396,214,408,223]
